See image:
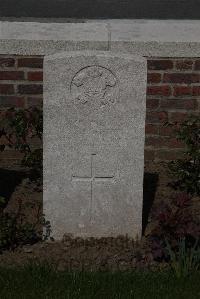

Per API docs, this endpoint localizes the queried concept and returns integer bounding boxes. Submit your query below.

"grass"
[0,263,199,299]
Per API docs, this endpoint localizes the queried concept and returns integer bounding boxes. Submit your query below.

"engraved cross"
[72,154,115,217]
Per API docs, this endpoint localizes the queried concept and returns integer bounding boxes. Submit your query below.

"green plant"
[150,193,200,261]
[166,115,200,196]
[0,210,40,253]
[150,116,200,262]
[0,213,16,251]
[0,108,53,251]
[0,190,52,252]
[0,211,36,252]
[165,237,200,278]
[0,267,200,299]
[0,196,6,209]
[0,210,52,253]
[0,107,43,180]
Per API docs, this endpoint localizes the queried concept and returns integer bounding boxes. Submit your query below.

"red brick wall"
[146,58,200,161]
[0,55,199,165]
[0,56,43,109]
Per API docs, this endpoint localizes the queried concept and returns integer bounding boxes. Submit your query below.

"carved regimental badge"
[71,66,117,107]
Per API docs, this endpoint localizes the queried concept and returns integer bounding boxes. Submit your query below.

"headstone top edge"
[44,50,147,63]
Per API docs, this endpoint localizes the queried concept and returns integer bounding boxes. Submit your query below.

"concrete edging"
[0,20,200,57]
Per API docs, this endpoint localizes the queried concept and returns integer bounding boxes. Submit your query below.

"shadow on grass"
[142,172,158,235]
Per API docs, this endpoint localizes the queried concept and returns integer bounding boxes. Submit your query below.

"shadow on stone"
[0,168,25,206]
[142,172,158,235]
[0,0,199,19]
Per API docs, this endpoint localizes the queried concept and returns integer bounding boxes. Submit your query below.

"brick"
[155,150,184,161]
[0,96,25,108]
[160,99,197,110]
[169,112,188,123]
[159,125,177,137]
[28,71,43,81]
[145,124,159,135]
[17,58,43,68]
[168,138,184,149]
[173,86,192,96]
[175,60,193,70]
[145,136,183,148]
[0,58,15,68]
[147,73,161,83]
[18,84,43,95]
[194,60,200,70]
[147,60,173,70]
[163,73,200,84]
[0,84,14,94]
[0,71,24,80]
[192,86,200,96]
[147,86,171,96]
[144,149,155,161]
[27,97,43,107]
[146,98,159,110]
[145,136,163,148]
[146,111,168,124]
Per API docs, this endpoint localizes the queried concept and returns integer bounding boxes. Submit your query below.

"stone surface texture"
[0,22,109,54]
[44,51,146,239]
[0,20,200,56]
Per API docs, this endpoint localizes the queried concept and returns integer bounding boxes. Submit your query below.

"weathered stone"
[1,21,200,57]
[44,51,146,239]
[0,22,109,55]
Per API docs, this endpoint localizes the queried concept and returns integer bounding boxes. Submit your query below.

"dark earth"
[0,161,176,271]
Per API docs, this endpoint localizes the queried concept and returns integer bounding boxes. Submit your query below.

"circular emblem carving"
[71,66,117,107]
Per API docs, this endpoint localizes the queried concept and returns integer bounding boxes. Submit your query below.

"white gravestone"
[44,51,146,239]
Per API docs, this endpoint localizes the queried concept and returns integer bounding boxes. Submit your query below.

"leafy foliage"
[166,115,200,196]
[150,193,200,261]
[0,108,53,251]
[0,211,39,253]
[165,237,200,278]
[0,196,52,252]
[0,196,6,209]
[0,107,43,180]
[150,116,200,263]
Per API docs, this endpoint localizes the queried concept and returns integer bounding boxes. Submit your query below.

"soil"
[0,161,191,271]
